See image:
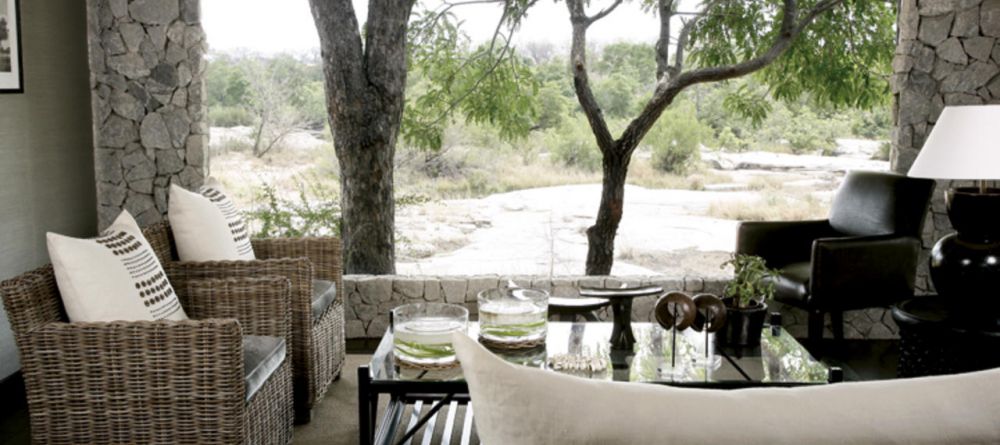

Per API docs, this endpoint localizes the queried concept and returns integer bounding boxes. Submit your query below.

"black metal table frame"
[358,353,842,445]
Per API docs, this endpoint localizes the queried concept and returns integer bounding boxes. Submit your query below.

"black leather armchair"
[736,171,935,343]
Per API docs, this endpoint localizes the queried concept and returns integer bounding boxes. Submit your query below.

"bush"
[646,103,711,174]
[715,126,750,152]
[246,179,342,238]
[535,83,570,130]
[547,117,603,171]
[209,106,254,127]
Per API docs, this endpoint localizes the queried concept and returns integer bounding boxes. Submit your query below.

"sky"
[201,0,687,55]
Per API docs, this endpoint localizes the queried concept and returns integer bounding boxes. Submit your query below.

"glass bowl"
[477,287,549,344]
[391,303,469,366]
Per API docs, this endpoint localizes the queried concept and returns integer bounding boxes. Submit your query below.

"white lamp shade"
[908,105,1000,180]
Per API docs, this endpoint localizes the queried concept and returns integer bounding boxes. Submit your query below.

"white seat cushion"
[47,211,188,322]
[168,178,255,261]
[452,332,1000,445]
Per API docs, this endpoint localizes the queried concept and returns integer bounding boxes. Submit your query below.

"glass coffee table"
[357,321,837,445]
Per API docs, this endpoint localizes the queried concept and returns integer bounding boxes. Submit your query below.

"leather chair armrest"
[736,219,835,267]
[810,235,922,310]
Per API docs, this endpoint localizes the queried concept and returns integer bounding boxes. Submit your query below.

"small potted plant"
[718,254,779,347]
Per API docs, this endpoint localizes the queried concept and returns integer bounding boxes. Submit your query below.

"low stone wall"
[342,275,900,340]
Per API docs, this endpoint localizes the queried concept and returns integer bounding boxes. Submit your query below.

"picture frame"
[0,0,22,94]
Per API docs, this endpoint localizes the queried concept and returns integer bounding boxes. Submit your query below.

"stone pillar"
[892,0,1000,293]
[86,0,208,229]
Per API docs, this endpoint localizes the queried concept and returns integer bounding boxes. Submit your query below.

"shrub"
[209,106,254,127]
[548,117,603,171]
[246,179,342,238]
[647,103,711,174]
[716,126,750,152]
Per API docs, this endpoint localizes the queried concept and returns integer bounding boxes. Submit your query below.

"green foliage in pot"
[721,254,779,309]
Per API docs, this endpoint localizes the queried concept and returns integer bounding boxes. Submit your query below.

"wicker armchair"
[142,222,346,423]
[0,266,295,445]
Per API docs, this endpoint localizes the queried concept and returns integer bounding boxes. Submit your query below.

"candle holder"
[691,293,727,370]
[654,292,697,376]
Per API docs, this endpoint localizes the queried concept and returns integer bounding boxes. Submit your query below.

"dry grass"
[747,175,785,191]
[706,191,829,221]
[626,161,732,191]
[393,147,733,199]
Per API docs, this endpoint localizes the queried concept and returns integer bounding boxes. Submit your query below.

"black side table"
[892,296,1000,378]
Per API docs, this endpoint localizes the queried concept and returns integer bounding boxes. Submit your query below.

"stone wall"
[86,0,208,229]
[893,0,1000,292]
[341,275,901,340]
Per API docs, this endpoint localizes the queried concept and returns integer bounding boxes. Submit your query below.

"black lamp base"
[929,187,1000,315]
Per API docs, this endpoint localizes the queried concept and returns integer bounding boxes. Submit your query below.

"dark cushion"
[243,335,286,402]
[312,280,337,321]
[828,171,935,238]
[770,262,811,306]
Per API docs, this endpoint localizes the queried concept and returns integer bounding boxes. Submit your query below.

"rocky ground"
[209,129,888,277]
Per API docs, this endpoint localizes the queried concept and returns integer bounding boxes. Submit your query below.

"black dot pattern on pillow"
[200,185,254,258]
[95,230,183,320]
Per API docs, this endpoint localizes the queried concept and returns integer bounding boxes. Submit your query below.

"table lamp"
[907,105,1000,309]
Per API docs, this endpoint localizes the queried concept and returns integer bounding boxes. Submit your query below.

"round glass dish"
[391,303,469,366]
[477,287,549,344]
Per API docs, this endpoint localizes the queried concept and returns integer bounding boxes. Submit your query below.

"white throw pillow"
[47,211,188,323]
[452,332,1000,445]
[168,178,255,261]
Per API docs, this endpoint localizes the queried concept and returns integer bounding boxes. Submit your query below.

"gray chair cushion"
[770,261,811,306]
[243,335,286,402]
[312,279,337,321]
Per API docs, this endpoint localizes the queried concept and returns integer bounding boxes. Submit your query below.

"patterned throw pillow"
[47,211,188,322]
[168,178,256,261]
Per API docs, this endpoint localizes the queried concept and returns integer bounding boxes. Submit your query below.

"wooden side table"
[891,296,1000,378]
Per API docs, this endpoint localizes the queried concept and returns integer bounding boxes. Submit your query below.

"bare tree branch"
[619,0,846,150]
[588,0,625,25]
[566,0,615,152]
[655,0,675,81]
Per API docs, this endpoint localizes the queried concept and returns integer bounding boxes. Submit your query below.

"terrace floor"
[0,339,898,445]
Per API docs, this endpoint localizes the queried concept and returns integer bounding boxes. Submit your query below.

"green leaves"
[246,179,342,239]
[722,254,780,308]
[689,0,894,114]
[646,101,711,174]
[402,5,541,151]
[721,84,773,128]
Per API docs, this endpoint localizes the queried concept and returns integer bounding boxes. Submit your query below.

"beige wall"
[0,1,95,380]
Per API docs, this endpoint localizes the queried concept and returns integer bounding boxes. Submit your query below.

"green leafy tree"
[647,102,711,174]
[548,116,603,171]
[564,0,894,274]
[536,82,571,130]
[593,74,638,119]
[309,0,540,273]
[593,42,657,88]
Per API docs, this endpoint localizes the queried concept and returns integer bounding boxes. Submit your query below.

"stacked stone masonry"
[893,0,1000,293]
[87,0,208,229]
[342,275,900,340]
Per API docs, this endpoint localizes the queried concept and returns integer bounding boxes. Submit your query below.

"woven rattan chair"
[0,266,295,445]
[142,222,345,423]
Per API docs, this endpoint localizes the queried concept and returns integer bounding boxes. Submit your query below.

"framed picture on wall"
[0,0,22,93]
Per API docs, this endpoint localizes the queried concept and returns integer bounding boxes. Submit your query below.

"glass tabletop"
[368,322,829,386]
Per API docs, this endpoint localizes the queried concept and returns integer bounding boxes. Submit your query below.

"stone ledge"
[342,275,899,340]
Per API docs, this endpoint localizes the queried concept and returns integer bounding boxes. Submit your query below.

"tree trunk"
[334,115,397,274]
[252,114,266,157]
[586,146,631,275]
[310,0,416,274]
